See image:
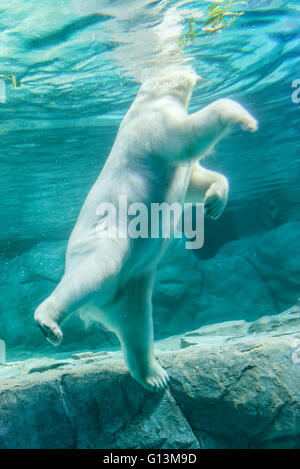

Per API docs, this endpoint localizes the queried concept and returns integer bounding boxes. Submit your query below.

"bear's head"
[138,68,204,108]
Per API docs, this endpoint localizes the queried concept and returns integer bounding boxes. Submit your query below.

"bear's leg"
[111,274,169,391]
[185,98,258,157]
[34,253,121,346]
[34,295,64,346]
[185,163,229,220]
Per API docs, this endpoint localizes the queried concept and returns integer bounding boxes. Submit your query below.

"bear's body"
[35,70,258,390]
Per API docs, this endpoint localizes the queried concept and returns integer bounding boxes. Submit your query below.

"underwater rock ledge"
[0,305,300,449]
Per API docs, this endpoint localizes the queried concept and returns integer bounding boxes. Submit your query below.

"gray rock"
[0,358,200,449]
[0,307,300,449]
[180,302,300,345]
[154,221,300,338]
[181,335,226,349]
[161,335,300,449]
[71,352,95,360]
[153,238,275,337]
[251,222,300,310]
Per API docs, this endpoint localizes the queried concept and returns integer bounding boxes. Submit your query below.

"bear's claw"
[205,192,226,220]
[135,362,169,392]
[36,320,63,346]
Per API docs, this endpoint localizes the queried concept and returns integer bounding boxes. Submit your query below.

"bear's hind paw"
[136,362,169,392]
[36,318,63,346]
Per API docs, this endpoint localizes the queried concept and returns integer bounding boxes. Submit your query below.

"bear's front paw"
[242,115,258,132]
[216,98,258,133]
[204,180,228,220]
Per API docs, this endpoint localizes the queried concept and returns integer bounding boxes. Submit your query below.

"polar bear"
[34,69,258,391]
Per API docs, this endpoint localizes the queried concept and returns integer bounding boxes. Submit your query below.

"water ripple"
[0,0,299,207]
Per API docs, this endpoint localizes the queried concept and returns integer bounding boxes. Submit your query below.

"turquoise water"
[0,0,300,360]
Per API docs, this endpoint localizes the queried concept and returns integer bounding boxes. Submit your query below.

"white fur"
[34,70,258,391]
